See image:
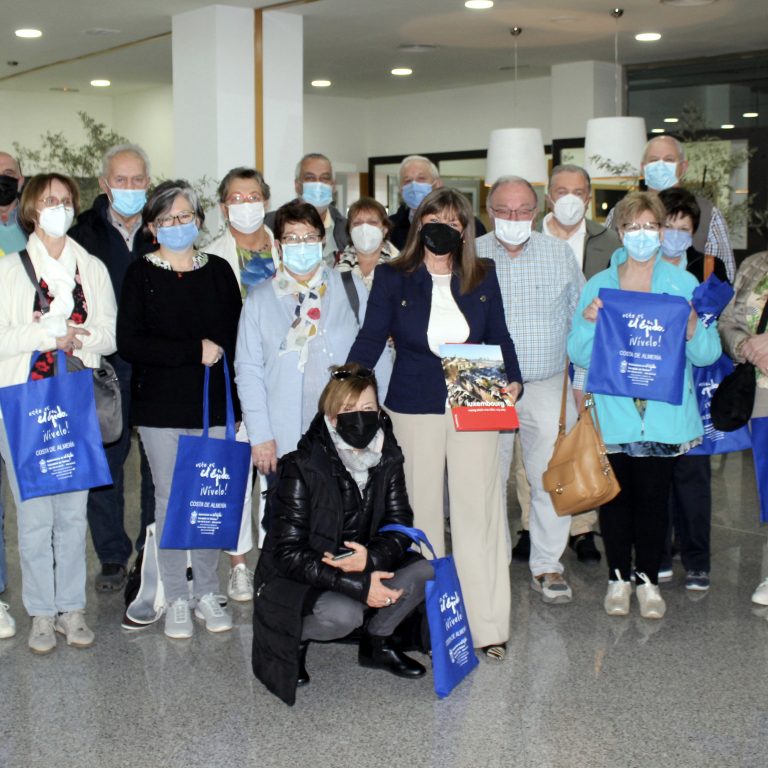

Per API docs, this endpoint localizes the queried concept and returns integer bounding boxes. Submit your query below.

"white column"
[172,5,255,185]
[551,61,623,139]
[261,10,303,208]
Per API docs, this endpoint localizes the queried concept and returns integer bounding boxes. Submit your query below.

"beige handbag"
[542,365,621,517]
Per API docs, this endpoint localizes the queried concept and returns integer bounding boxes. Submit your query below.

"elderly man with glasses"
[476,175,585,604]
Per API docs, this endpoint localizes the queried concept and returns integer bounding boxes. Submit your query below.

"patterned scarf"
[272,265,328,371]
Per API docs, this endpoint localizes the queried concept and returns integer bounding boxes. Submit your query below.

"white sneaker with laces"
[0,601,16,639]
[751,577,768,606]
[635,572,666,619]
[28,616,56,654]
[604,570,632,616]
[195,593,233,633]
[164,598,193,639]
[227,564,254,602]
[54,610,95,648]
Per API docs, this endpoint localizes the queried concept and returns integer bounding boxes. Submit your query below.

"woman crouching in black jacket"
[252,363,433,705]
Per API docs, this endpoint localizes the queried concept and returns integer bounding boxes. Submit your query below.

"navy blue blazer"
[348,261,522,414]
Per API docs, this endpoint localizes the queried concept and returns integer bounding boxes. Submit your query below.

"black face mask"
[0,175,19,207]
[335,410,380,449]
[420,222,462,256]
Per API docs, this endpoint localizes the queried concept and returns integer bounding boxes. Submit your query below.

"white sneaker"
[0,602,16,639]
[227,564,254,602]
[531,572,573,604]
[194,593,233,633]
[28,616,56,655]
[751,577,768,606]
[635,573,666,619]
[604,570,632,616]
[164,598,193,639]
[54,610,95,648]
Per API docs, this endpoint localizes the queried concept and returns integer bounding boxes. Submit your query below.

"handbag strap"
[202,350,236,440]
[557,363,570,437]
[19,249,51,315]
[757,296,768,335]
[379,523,437,560]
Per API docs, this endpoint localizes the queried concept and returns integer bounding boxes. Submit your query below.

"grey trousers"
[139,426,224,602]
[301,559,434,641]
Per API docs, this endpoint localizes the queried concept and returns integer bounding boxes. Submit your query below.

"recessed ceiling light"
[663,117,679,123]
[15,28,42,38]
[311,79,332,87]
[465,1,494,9]
[83,28,122,36]
[90,79,111,87]
[398,44,439,53]
[635,32,662,42]
[720,123,735,129]
[743,112,759,118]
[661,0,717,6]
[49,86,80,93]
[651,128,666,133]
[391,68,413,76]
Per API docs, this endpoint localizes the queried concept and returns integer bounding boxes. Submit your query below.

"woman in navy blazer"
[348,188,522,659]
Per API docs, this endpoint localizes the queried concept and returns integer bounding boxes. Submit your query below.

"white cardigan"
[0,234,117,390]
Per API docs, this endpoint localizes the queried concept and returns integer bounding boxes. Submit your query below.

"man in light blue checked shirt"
[476,175,585,604]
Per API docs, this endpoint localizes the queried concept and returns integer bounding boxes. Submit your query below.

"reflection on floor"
[1,445,766,768]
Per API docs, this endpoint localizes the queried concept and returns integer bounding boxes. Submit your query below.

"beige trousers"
[387,409,510,647]
[512,433,598,537]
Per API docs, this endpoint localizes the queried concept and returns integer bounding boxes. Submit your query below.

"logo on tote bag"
[198,461,231,495]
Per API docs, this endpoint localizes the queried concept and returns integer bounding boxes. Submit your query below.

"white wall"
[304,93,368,171]
[112,86,174,179]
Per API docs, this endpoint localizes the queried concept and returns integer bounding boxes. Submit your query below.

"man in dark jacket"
[264,152,348,266]
[389,155,487,250]
[68,143,156,591]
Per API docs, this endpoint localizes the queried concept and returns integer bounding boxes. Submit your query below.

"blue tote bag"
[586,288,691,405]
[380,524,478,698]
[689,354,752,456]
[160,356,250,550]
[0,350,111,501]
[751,417,768,524]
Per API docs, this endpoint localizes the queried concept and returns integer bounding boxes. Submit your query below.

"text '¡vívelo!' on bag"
[0,349,112,500]
[586,288,690,405]
[160,353,250,551]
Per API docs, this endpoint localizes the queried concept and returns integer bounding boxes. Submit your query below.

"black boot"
[358,633,426,678]
[297,641,310,686]
[569,532,601,564]
[511,530,530,562]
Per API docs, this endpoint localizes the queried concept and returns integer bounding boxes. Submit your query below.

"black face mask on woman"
[0,175,19,207]
[420,222,462,256]
[335,410,380,449]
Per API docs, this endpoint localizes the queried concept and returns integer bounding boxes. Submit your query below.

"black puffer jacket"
[252,410,416,705]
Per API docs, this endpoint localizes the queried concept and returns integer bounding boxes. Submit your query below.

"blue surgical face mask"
[643,160,679,191]
[110,188,147,217]
[623,229,660,262]
[402,181,433,210]
[282,241,323,274]
[661,228,693,260]
[302,182,333,208]
[156,221,199,252]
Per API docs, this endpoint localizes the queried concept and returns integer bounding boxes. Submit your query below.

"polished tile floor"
[1,444,766,768]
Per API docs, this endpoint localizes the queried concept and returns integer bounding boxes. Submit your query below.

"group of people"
[0,137,766,707]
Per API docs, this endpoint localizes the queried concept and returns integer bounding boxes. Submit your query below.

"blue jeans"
[86,361,155,566]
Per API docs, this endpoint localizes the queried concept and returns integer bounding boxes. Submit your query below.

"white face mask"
[553,194,586,227]
[495,218,532,247]
[227,201,265,234]
[38,205,75,238]
[350,223,384,254]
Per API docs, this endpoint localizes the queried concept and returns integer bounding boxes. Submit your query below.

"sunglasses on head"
[330,367,374,381]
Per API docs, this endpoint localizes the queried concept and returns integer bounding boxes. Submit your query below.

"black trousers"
[599,453,677,584]
[665,454,711,572]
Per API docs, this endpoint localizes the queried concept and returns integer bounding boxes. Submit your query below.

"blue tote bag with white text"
[586,288,691,405]
[160,355,250,550]
[0,350,111,500]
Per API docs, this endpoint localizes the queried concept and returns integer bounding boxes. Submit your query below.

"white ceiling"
[1,0,765,98]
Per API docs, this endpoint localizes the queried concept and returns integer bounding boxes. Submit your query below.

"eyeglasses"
[489,206,536,221]
[39,196,73,208]
[623,222,661,233]
[282,233,322,245]
[156,211,196,228]
[226,193,263,205]
[330,367,374,381]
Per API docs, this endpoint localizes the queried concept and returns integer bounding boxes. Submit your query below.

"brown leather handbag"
[542,364,621,517]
